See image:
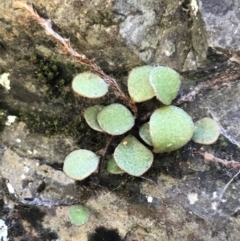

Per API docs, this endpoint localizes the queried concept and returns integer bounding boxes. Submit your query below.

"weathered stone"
[1,0,240,241]
[0,122,77,164]
[199,0,240,51]
[203,80,240,147]
[0,148,77,206]
[112,0,164,64]
[154,24,191,70]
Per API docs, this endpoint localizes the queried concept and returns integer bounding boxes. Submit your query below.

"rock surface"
[199,0,240,51]
[0,148,77,206]
[203,80,240,147]
[1,0,240,241]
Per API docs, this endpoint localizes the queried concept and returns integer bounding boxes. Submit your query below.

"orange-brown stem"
[15,1,138,115]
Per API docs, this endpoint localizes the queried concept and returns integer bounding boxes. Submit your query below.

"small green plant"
[64,65,220,179]
[192,117,220,144]
[15,2,221,181]
[107,157,125,174]
[139,122,153,146]
[96,103,135,135]
[17,2,223,227]
[114,135,153,176]
[72,72,108,98]
[63,150,100,180]
[68,205,90,226]
[150,105,194,153]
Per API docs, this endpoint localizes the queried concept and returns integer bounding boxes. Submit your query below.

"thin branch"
[14,1,137,115]
[197,150,240,214]
[176,70,240,105]
[15,1,240,115]
[197,150,240,170]
[98,136,114,178]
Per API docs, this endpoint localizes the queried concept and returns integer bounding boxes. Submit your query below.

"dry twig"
[14,1,138,115]
[97,136,114,178]
[197,150,240,170]
[176,70,240,105]
[15,1,240,115]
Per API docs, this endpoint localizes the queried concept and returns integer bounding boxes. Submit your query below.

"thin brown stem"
[98,136,114,178]
[197,150,240,170]
[176,70,240,105]
[14,1,138,115]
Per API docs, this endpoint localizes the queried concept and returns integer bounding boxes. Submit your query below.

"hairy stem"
[14,1,138,115]
[176,70,240,105]
[98,136,114,179]
[198,150,240,170]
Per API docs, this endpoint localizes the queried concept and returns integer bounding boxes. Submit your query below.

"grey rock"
[0,148,77,206]
[112,0,163,63]
[203,80,240,147]
[1,0,240,241]
[199,0,240,50]
[154,23,191,70]
[169,157,240,226]
[1,122,76,164]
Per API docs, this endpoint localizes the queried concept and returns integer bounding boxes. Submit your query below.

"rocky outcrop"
[1,1,240,241]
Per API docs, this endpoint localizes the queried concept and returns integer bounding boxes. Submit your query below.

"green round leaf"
[127,65,155,102]
[63,149,99,180]
[72,72,108,98]
[107,157,125,174]
[97,103,135,135]
[139,122,153,146]
[192,117,220,144]
[84,105,104,132]
[68,205,89,226]
[114,135,153,176]
[150,66,181,105]
[150,106,194,153]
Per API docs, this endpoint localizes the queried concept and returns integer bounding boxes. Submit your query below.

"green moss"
[25,53,85,100]
[87,9,116,27]
[218,136,229,148]
[0,110,7,132]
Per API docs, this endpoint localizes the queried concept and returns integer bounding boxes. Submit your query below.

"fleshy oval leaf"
[72,72,108,98]
[149,66,181,105]
[68,205,89,226]
[192,117,220,144]
[84,105,104,132]
[150,106,194,153]
[97,103,135,135]
[107,157,125,174]
[139,122,153,146]
[127,65,155,102]
[63,149,99,180]
[114,135,153,176]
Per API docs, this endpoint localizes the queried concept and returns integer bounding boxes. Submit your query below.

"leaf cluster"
[64,66,220,181]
